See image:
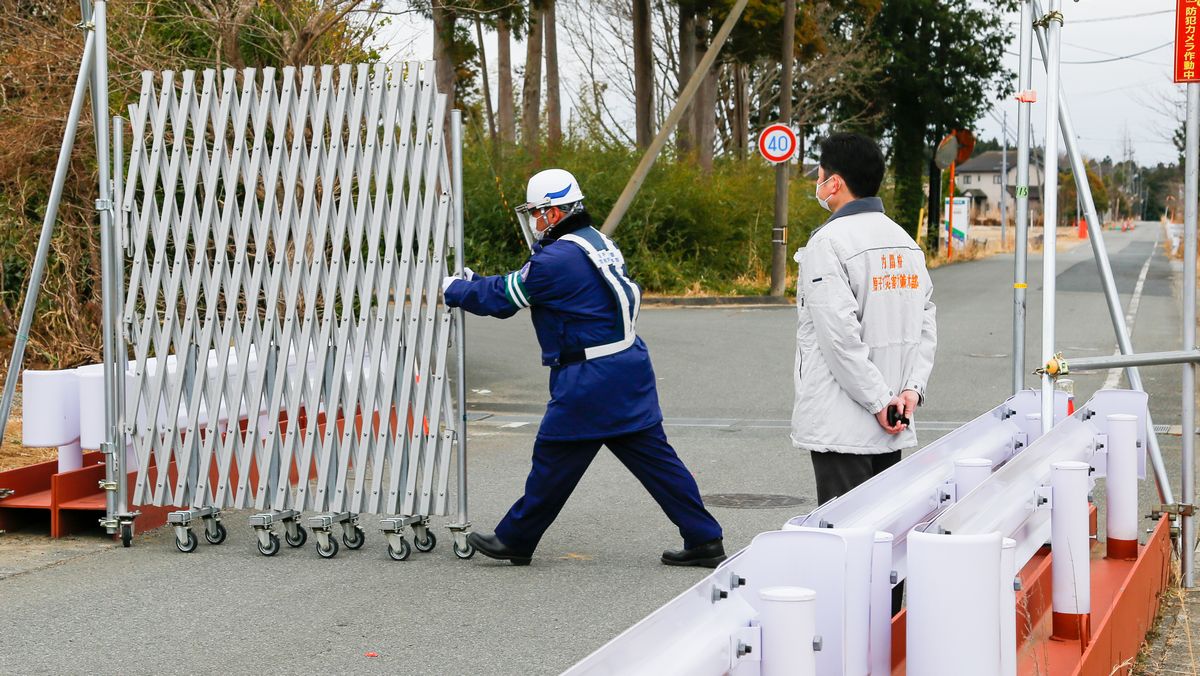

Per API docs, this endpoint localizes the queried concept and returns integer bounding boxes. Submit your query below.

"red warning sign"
[1175,0,1200,83]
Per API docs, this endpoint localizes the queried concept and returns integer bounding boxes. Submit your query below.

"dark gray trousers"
[810,449,904,615]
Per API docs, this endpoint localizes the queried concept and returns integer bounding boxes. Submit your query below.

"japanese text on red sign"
[1176,0,1200,83]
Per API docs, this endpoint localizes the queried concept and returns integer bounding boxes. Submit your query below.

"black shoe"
[468,532,533,566]
[661,538,726,568]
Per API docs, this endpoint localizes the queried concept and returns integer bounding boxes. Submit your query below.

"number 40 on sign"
[758,123,798,164]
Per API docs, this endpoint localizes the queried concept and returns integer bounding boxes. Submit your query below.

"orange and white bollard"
[1105,414,1141,560]
[1056,378,1075,416]
[1050,461,1092,644]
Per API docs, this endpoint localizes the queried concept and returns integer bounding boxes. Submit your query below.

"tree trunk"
[694,18,717,172]
[632,0,654,149]
[522,5,544,157]
[498,16,515,145]
[675,4,696,155]
[544,0,562,151]
[891,109,930,240]
[771,0,795,297]
[476,17,497,152]
[734,63,748,161]
[432,1,457,126]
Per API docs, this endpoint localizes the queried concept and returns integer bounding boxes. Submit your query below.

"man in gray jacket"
[792,132,937,506]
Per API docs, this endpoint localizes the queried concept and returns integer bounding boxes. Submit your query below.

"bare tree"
[183,0,257,68]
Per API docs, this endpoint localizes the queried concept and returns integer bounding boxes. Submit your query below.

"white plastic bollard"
[1106,414,1140,560]
[999,538,1017,676]
[22,369,81,472]
[57,440,83,473]
[1050,460,1091,643]
[77,364,105,451]
[758,586,817,676]
[953,458,994,501]
[907,531,1003,676]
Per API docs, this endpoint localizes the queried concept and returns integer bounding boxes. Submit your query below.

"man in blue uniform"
[442,168,725,567]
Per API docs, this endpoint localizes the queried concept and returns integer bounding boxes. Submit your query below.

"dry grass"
[0,419,57,472]
[1134,562,1199,675]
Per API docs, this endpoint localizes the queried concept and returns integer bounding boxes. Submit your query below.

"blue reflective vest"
[444,214,663,440]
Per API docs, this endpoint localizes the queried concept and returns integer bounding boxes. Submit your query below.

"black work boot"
[468,532,533,566]
[661,538,726,568]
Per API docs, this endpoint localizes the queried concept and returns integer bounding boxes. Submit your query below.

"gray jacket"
[791,197,937,455]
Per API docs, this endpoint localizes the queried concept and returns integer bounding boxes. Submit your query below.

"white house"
[954,150,1044,225]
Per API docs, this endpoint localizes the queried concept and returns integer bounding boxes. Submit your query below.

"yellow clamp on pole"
[1033,10,1063,29]
[1035,352,1068,378]
[1014,283,1028,289]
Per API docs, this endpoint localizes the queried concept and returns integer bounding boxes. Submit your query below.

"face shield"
[514,198,551,251]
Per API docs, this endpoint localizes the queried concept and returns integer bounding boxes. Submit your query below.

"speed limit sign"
[758,123,798,164]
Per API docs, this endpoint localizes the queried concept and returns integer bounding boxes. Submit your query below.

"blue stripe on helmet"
[545,184,573,199]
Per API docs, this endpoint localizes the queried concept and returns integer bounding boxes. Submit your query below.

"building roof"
[958,150,1016,173]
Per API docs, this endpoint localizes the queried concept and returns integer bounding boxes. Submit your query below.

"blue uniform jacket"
[443,213,663,441]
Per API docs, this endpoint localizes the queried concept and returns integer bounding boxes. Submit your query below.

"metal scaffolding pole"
[1039,0,1063,435]
[1012,0,1034,396]
[1031,0,1175,505]
[87,0,125,536]
[1060,350,1200,372]
[0,22,97,446]
[1183,83,1198,587]
[449,110,471,544]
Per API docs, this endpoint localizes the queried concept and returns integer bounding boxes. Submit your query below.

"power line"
[1071,8,1173,24]
[1005,41,1173,65]
[1061,40,1166,66]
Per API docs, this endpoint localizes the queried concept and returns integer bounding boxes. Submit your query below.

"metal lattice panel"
[117,62,459,519]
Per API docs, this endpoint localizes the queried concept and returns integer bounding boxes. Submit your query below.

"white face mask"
[531,211,552,241]
[814,175,835,212]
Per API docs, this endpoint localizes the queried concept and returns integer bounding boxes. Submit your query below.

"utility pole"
[1001,109,1009,249]
[1012,0,1034,395]
[1039,0,1063,435]
[770,0,796,297]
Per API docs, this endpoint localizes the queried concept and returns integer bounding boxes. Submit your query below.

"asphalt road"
[0,222,1189,675]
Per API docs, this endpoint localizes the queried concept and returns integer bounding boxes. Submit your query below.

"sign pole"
[1183,80,1197,587]
[1173,0,1200,590]
[771,0,796,297]
[947,162,956,259]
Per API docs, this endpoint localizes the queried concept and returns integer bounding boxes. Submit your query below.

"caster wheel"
[120,524,133,548]
[257,533,281,557]
[342,526,365,550]
[317,536,340,559]
[453,539,475,560]
[176,529,198,553]
[387,538,412,561]
[285,524,308,548]
[414,530,437,553]
[204,521,227,545]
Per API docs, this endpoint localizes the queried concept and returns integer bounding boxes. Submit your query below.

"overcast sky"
[374,1,1185,167]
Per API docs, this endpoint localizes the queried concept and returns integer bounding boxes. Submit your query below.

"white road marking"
[1102,230,1160,389]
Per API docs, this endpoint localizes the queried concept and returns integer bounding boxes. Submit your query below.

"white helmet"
[514,168,585,249]
[523,168,584,210]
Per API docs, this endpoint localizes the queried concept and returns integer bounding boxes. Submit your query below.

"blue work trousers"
[494,423,723,552]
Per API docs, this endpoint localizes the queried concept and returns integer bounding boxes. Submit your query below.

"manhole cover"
[702,493,808,509]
